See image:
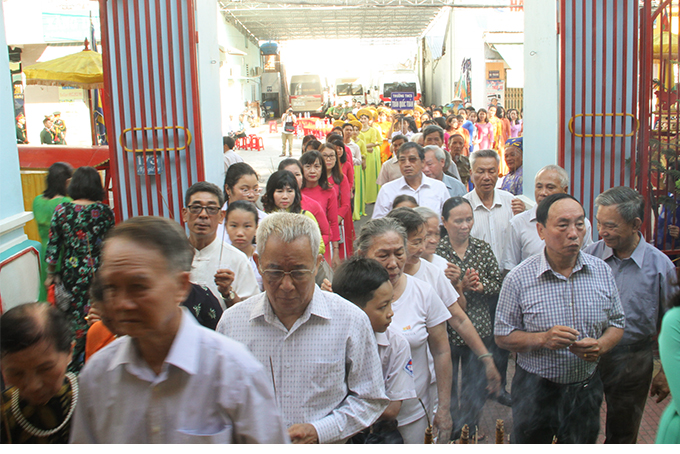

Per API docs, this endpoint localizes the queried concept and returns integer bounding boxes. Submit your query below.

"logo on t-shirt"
[404,359,414,377]
[402,325,411,331]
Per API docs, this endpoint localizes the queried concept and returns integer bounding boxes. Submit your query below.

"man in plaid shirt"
[495,193,625,444]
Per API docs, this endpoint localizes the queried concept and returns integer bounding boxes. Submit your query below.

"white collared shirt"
[346,141,362,166]
[501,205,594,272]
[71,309,289,444]
[463,188,516,267]
[377,328,417,402]
[376,157,401,186]
[372,174,451,219]
[216,287,389,444]
[223,149,244,173]
[190,236,260,309]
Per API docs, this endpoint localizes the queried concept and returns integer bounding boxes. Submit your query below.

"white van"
[335,77,365,105]
[373,71,422,106]
[289,74,328,117]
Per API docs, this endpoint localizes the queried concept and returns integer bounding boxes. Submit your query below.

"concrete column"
[522,0,559,199]
[0,3,41,309]
[196,0,224,187]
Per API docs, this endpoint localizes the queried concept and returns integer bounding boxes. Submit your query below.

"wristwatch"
[224,287,236,303]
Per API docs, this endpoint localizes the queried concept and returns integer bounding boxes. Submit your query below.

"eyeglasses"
[238,187,261,196]
[187,205,221,216]
[321,154,336,161]
[259,268,315,284]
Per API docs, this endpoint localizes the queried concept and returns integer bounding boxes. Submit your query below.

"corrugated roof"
[218,0,449,40]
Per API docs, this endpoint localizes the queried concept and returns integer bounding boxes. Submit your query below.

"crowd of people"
[1,98,680,445]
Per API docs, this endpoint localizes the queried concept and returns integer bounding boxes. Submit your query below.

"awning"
[490,43,524,88]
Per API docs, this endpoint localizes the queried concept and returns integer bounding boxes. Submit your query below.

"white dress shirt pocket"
[175,425,233,444]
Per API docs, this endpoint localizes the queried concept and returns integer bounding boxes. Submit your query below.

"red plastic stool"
[252,136,264,151]
[269,121,278,133]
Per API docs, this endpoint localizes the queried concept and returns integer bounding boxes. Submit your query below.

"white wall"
[217,14,261,132]
[196,0,225,188]
[522,0,558,197]
[421,1,523,108]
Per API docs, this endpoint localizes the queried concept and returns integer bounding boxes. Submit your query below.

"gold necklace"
[10,372,78,438]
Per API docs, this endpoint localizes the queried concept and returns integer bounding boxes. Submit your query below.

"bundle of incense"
[459,424,469,444]
[418,399,434,444]
[424,424,433,444]
[495,419,505,444]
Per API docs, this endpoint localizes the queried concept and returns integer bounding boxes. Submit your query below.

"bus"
[289,74,328,117]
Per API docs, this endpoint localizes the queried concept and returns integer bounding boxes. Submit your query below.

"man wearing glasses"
[371,142,450,219]
[217,212,388,444]
[182,182,260,309]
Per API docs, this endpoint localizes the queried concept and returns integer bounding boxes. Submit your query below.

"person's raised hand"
[568,337,601,361]
[542,325,580,350]
[214,268,235,297]
[444,262,462,286]
[511,198,526,216]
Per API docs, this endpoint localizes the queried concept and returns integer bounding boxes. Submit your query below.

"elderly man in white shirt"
[463,149,524,266]
[501,164,593,273]
[217,213,389,444]
[182,182,260,309]
[70,216,287,444]
[372,142,451,219]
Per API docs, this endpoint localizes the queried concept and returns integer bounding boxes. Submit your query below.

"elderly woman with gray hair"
[355,216,452,443]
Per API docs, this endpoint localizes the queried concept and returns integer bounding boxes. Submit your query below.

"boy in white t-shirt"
[333,256,417,444]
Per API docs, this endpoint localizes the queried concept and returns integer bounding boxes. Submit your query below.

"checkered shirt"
[495,250,625,384]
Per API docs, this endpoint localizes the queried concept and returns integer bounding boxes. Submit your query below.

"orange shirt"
[85,321,116,362]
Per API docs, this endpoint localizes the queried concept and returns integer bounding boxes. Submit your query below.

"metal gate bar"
[559,0,638,239]
[98,0,205,223]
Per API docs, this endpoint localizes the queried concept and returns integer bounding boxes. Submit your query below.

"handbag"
[284,122,295,133]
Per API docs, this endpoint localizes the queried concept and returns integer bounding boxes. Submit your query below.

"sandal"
[279,153,286,157]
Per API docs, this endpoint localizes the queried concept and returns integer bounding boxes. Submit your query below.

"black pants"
[598,340,654,444]
[488,295,510,389]
[449,340,491,439]
[511,365,603,444]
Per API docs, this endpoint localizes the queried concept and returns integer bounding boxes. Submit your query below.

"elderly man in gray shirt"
[584,186,677,444]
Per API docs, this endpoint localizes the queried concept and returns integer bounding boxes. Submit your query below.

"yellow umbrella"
[23,50,103,90]
[653,32,680,61]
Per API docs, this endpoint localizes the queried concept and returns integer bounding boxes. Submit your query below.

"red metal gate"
[99,0,205,224]
[558,0,640,236]
[559,0,680,256]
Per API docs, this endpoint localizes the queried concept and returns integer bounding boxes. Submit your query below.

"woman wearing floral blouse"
[45,167,114,373]
[435,196,501,441]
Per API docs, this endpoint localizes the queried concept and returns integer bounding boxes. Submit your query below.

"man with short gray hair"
[217,212,388,444]
[584,186,676,444]
[501,165,594,272]
[422,146,467,197]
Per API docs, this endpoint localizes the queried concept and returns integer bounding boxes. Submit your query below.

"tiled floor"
[471,357,669,444]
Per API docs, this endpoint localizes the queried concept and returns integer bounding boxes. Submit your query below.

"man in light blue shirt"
[422,145,467,198]
[584,186,676,444]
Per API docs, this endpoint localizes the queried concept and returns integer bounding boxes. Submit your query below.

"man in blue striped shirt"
[495,193,625,444]
[585,187,676,443]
